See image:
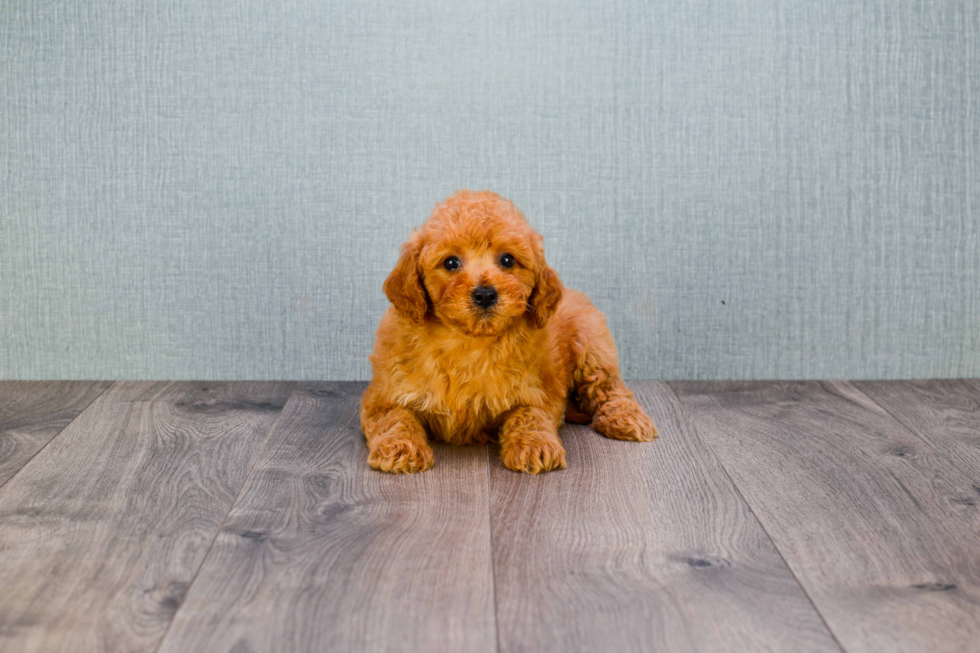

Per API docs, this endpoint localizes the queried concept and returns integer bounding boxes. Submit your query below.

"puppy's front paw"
[368,436,434,474]
[500,434,567,474]
[592,398,658,442]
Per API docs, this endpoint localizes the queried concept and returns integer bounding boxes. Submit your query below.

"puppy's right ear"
[383,231,428,325]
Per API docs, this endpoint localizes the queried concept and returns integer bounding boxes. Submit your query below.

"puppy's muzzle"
[471,285,498,309]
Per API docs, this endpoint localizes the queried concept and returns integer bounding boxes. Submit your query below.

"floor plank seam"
[485,446,502,653]
[852,382,980,480]
[665,382,849,653]
[0,380,115,494]
[151,382,298,653]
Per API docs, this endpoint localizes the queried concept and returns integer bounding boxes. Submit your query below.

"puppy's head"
[384,190,563,336]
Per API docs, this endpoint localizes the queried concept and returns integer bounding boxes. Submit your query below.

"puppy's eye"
[443,256,461,271]
[499,253,515,269]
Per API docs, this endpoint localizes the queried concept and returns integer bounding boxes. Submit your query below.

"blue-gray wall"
[2,0,978,380]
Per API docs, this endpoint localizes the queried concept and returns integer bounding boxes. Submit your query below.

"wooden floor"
[1,381,979,653]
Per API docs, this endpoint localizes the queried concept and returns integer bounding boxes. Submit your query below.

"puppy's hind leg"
[572,331,658,443]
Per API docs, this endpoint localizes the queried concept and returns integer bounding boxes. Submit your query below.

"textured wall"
[1,0,978,380]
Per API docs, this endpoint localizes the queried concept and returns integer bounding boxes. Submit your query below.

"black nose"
[472,285,498,309]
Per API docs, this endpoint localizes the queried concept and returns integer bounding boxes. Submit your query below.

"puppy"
[361,191,657,474]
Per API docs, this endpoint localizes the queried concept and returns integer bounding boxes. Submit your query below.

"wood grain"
[0,381,112,488]
[489,381,841,653]
[0,381,293,653]
[671,381,980,653]
[157,383,496,653]
[855,379,980,479]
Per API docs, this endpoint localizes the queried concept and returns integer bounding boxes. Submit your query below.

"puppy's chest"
[396,344,546,441]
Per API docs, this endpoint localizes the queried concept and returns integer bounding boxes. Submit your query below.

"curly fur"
[361,190,657,474]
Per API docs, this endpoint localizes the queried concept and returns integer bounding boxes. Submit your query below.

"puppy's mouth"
[449,307,509,337]
[471,308,501,331]
[435,290,526,337]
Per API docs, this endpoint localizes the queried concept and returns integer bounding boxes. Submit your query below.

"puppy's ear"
[384,231,428,325]
[528,262,564,328]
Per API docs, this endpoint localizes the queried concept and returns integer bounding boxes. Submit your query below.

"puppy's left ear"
[528,262,564,328]
[384,231,429,325]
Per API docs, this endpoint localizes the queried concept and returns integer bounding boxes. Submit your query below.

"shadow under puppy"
[361,190,657,474]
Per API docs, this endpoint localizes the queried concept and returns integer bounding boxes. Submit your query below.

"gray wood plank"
[0,381,293,653]
[0,381,112,488]
[672,381,980,653]
[157,383,496,653]
[489,381,841,653]
[855,379,980,480]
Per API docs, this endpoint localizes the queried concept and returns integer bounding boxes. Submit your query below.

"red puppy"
[361,191,657,473]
